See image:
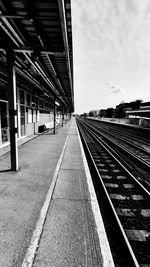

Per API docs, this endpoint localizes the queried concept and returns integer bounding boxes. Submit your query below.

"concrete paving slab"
[61,135,84,170]
[68,126,77,135]
[53,169,90,200]
[33,199,103,267]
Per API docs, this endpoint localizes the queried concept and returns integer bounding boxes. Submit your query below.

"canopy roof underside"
[0,0,74,111]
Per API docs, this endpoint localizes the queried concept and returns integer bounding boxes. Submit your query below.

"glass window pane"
[39,99,42,109]
[27,109,32,123]
[20,90,25,105]
[33,110,36,122]
[1,102,9,143]
[27,93,31,106]
[35,97,38,108]
[32,96,35,107]
[20,106,25,136]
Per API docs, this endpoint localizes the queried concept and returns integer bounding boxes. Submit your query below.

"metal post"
[62,107,64,127]
[7,49,18,171]
[0,108,2,146]
[53,98,56,134]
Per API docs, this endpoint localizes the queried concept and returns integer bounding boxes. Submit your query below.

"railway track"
[87,119,150,153]
[86,119,150,165]
[76,118,150,267]
[79,118,150,190]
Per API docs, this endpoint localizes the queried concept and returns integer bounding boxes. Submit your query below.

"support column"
[62,107,64,127]
[0,108,2,147]
[7,49,18,171]
[53,98,56,134]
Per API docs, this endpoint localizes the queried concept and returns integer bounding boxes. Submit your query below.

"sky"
[71,0,150,114]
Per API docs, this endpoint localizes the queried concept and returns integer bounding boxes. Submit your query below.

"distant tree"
[83,113,87,118]
[89,111,94,117]
[99,109,106,117]
[106,108,114,118]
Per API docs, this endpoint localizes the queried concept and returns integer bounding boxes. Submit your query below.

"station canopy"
[0,0,74,112]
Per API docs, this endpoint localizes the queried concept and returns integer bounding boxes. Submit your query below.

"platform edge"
[76,120,115,267]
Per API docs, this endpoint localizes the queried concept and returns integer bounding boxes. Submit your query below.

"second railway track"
[76,117,150,267]
[85,119,150,166]
[79,118,150,189]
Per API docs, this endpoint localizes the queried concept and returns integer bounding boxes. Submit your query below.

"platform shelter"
[0,0,74,170]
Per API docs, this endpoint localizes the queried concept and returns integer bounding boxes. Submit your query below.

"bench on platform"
[45,122,53,129]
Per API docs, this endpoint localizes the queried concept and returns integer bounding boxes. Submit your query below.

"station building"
[126,101,150,127]
[0,86,61,147]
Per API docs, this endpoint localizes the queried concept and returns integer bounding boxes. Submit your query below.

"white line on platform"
[21,133,69,267]
[76,121,115,267]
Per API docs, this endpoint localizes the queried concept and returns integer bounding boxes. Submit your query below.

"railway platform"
[0,118,114,267]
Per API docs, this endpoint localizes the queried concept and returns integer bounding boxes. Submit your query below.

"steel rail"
[82,119,150,170]
[88,119,150,146]
[88,120,150,155]
[78,119,150,196]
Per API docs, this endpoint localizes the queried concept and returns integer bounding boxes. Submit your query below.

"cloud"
[72,0,150,70]
[107,82,122,94]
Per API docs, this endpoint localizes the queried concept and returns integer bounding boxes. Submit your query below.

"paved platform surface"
[0,118,114,267]
[26,118,114,267]
[0,121,71,267]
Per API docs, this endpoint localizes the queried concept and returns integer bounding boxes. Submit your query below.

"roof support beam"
[46,54,66,95]
[0,8,24,46]
[0,47,65,56]
[57,0,73,98]
[24,53,59,96]
[0,12,62,99]
[22,0,45,47]
[21,0,69,108]
[0,14,60,20]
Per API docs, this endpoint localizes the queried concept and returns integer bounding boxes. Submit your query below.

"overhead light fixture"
[55,101,60,106]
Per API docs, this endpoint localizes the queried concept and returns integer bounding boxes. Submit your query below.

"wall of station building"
[0,88,68,148]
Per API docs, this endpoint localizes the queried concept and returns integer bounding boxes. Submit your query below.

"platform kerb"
[32,119,104,267]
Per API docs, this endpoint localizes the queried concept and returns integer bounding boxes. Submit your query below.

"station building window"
[32,95,35,108]
[36,110,39,122]
[26,93,31,106]
[39,99,43,109]
[35,97,38,109]
[42,101,45,109]
[0,87,20,145]
[0,101,9,145]
[20,106,25,136]
[20,90,25,136]
[33,109,36,122]
[27,109,32,123]
[45,102,50,111]
[20,90,25,105]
